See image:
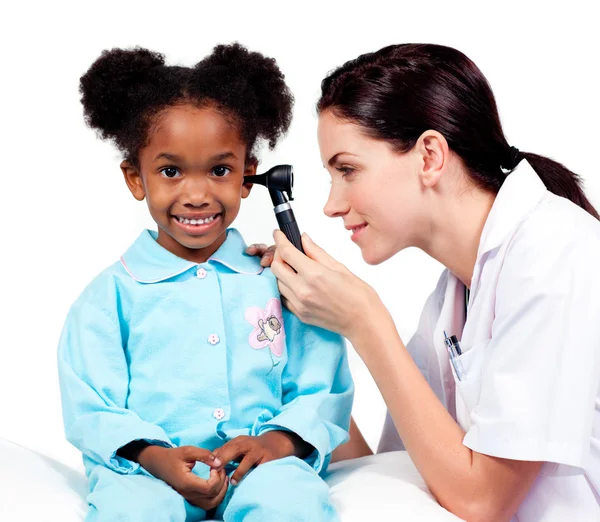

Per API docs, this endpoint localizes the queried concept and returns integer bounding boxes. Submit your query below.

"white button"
[213,408,225,420]
[208,334,220,345]
[196,268,207,279]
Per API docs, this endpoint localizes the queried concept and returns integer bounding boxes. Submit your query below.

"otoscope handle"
[275,207,305,254]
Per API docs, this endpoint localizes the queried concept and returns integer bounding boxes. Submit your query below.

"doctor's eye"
[160,167,181,179]
[337,166,355,178]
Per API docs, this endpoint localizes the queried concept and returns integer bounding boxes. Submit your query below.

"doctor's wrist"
[346,288,390,342]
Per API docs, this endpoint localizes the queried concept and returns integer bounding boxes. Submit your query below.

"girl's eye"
[212,166,232,177]
[160,167,181,178]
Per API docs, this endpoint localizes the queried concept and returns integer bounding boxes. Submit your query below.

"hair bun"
[79,47,165,141]
[193,42,293,150]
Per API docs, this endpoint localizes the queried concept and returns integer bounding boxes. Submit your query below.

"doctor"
[249,43,600,521]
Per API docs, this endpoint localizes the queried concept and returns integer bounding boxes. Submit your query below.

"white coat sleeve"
[463,214,600,475]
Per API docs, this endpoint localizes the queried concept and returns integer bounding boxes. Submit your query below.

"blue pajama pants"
[85,456,339,521]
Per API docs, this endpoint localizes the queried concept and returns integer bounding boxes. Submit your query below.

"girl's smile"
[171,211,223,236]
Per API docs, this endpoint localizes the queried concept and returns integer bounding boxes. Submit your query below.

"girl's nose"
[181,177,210,207]
[323,184,350,218]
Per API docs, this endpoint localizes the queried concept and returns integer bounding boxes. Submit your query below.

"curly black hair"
[80,43,294,167]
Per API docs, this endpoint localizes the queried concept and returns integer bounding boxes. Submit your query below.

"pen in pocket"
[444,330,466,381]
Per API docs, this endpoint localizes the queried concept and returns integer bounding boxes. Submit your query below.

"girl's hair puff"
[80,43,293,167]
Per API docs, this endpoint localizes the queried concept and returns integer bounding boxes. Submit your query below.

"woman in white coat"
[250,43,600,521]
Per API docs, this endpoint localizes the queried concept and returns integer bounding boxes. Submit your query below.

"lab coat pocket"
[453,338,490,427]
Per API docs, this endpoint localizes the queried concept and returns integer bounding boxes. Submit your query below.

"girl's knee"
[224,457,337,521]
[86,467,186,521]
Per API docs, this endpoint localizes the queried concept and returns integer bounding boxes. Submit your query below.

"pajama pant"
[85,456,339,521]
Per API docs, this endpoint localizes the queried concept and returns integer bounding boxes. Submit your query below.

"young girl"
[58,43,353,522]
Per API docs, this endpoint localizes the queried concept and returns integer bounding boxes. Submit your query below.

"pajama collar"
[120,228,264,283]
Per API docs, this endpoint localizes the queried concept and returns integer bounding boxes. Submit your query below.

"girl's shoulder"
[69,260,135,314]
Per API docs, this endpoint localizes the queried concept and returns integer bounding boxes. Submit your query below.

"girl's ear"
[242,159,258,199]
[120,161,146,201]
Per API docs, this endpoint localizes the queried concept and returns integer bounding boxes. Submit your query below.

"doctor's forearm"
[349,308,539,521]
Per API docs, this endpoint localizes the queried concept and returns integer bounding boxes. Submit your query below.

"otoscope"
[243,165,305,254]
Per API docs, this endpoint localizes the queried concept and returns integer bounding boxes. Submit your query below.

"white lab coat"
[378,160,600,520]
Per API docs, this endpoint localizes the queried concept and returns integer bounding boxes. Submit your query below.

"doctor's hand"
[245,242,276,267]
[271,230,383,340]
[137,445,228,510]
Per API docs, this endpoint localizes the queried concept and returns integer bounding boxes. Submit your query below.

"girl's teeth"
[178,215,217,225]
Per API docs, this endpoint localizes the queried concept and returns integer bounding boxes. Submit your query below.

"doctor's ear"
[121,160,146,201]
[414,130,449,188]
[242,158,258,199]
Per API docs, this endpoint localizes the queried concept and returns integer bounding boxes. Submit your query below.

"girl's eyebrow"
[154,152,184,162]
[153,151,238,162]
[210,152,238,162]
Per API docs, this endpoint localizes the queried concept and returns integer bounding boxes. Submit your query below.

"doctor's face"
[318,110,427,265]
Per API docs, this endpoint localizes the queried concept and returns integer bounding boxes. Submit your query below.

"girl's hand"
[245,243,276,267]
[137,445,228,510]
[212,432,309,486]
[271,230,381,340]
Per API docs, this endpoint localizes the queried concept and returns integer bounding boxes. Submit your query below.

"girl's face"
[121,104,255,263]
[318,110,429,265]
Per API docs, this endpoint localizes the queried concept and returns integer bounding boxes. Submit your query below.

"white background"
[2,1,599,471]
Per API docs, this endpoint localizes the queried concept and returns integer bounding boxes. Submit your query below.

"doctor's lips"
[345,222,368,241]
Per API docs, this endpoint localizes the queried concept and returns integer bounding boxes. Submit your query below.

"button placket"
[199,264,230,426]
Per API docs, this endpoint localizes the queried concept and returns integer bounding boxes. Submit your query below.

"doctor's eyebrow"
[327,152,358,166]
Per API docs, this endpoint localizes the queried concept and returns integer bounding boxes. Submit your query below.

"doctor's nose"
[323,185,350,218]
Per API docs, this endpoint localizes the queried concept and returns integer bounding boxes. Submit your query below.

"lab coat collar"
[477,160,547,259]
[120,228,263,283]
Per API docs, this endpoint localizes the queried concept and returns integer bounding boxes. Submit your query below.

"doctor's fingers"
[273,230,320,275]
[245,243,276,267]
[271,247,302,290]
[301,232,348,273]
[276,279,319,327]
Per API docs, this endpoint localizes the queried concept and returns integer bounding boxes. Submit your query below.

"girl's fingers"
[181,446,222,468]
[230,453,259,486]
[209,471,230,507]
[212,438,248,469]
[182,467,225,497]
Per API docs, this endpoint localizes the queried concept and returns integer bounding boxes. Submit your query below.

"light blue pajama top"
[58,228,353,477]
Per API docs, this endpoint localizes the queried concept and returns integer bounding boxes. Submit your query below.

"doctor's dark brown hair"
[317,43,599,220]
[79,43,293,168]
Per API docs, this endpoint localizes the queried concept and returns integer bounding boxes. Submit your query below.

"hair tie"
[502,146,522,171]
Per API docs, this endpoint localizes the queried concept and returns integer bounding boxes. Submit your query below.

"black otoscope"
[243,165,305,254]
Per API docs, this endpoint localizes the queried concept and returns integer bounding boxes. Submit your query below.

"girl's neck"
[420,186,496,289]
